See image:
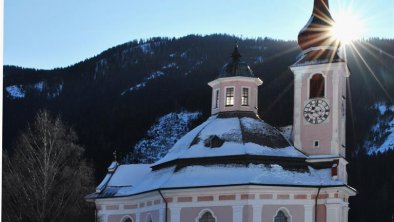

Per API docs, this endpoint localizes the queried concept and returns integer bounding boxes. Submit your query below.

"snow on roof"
[89,163,344,199]
[279,125,293,142]
[107,164,151,187]
[154,115,304,166]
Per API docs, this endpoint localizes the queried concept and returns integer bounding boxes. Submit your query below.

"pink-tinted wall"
[211,79,259,115]
[180,206,233,222]
[300,71,334,155]
[316,204,327,222]
[262,205,304,222]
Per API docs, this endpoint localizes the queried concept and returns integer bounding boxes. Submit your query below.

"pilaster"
[326,203,342,222]
[232,205,243,222]
[304,204,314,222]
[170,207,181,222]
[252,205,263,222]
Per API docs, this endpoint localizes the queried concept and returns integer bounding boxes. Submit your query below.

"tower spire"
[297,0,337,51]
[231,41,241,62]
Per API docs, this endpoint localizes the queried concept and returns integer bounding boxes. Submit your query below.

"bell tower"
[290,0,350,158]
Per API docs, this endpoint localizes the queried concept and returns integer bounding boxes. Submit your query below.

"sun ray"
[350,43,394,103]
[361,41,394,61]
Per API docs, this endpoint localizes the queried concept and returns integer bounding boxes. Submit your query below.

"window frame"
[120,216,134,222]
[195,209,217,222]
[241,87,250,106]
[224,87,235,107]
[313,140,319,148]
[308,73,326,99]
[214,89,220,109]
[272,208,292,222]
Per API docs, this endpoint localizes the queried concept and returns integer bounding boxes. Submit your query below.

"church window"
[309,74,325,98]
[242,88,249,106]
[122,217,133,222]
[274,210,288,222]
[214,89,220,108]
[198,211,216,222]
[225,87,234,106]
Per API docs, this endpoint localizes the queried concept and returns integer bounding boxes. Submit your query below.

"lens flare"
[330,11,364,45]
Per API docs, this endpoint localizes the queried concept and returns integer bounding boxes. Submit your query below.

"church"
[86,0,357,221]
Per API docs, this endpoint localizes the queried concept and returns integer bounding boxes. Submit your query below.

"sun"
[330,10,365,45]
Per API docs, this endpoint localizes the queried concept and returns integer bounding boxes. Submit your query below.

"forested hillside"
[3,35,394,221]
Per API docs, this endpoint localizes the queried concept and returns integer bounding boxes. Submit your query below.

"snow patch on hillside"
[6,85,25,99]
[140,43,153,54]
[254,56,264,64]
[365,103,394,154]
[121,71,165,95]
[162,63,177,69]
[125,111,202,163]
[48,83,64,98]
[34,81,45,91]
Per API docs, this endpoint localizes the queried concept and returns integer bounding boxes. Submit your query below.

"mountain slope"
[123,111,202,163]
[3,34,394,222]
[365,103,394,154]
[3,35,394,173]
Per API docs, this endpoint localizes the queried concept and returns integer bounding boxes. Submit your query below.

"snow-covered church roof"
[86,161,347,199]
[87,112,348,200]
[153,112,305,168]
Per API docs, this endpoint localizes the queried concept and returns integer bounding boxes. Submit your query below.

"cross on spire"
[231,41,241,62]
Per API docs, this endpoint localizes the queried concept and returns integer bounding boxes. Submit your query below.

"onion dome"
[298,0,339,51]
[218,43,254,78]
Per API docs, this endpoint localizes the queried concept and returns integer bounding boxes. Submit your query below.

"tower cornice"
[208,76,263,87]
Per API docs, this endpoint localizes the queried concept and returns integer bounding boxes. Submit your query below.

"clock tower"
[290,0,350,159]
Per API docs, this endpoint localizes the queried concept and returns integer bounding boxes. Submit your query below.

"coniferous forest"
[3,35,394,221]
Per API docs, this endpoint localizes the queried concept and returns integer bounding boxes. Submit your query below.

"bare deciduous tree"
[3,110,94,222]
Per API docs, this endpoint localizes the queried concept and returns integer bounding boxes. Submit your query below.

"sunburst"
[330,10,365,45]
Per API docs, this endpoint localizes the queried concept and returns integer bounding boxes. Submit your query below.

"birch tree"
[3,110,94,222]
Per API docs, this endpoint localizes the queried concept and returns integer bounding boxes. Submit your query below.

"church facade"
[86,0,356,221]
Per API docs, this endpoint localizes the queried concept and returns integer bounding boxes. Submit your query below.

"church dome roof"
[218,44,254,78]
[297,0,339,51]
[152,112,305,169]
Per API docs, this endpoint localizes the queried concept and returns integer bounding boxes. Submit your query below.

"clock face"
[303,99,330,124]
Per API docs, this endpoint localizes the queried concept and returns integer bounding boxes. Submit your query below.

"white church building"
[86,0,357,221]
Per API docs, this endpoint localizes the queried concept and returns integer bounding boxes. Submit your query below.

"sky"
[4,0,394,69]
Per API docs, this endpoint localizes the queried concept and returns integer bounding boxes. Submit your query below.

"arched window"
[121,216,133,222]
[274,210,288,222]
[199,211,216,222]
[309,73,325,98]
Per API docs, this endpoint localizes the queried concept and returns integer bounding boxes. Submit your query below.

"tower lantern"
[208,43,262,116]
